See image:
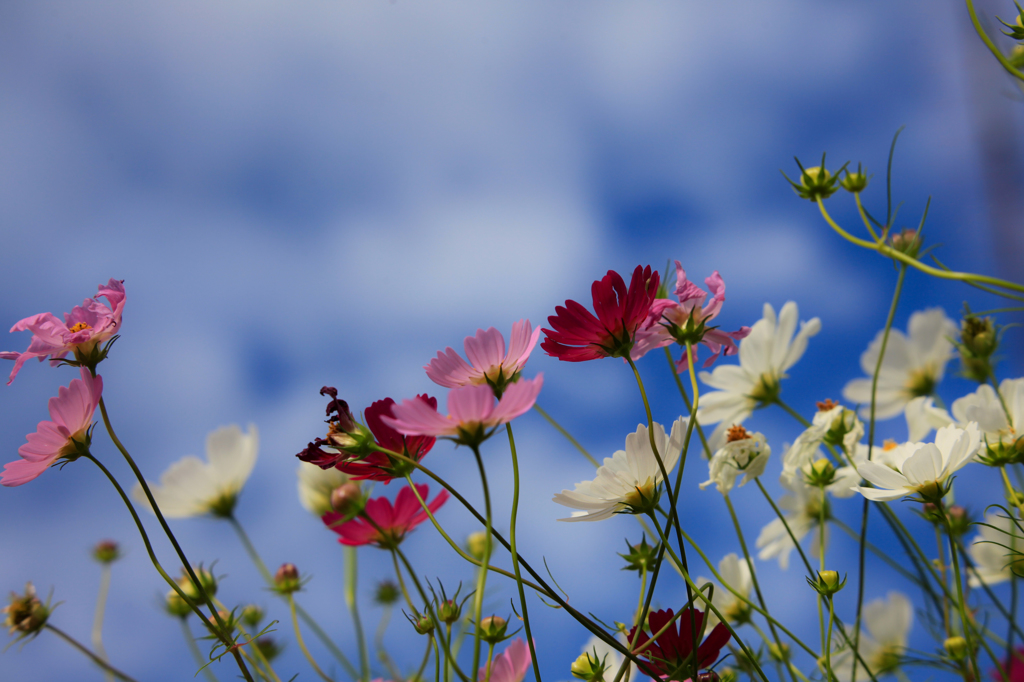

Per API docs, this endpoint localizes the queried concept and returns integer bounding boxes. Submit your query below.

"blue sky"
[1,1,1023,680]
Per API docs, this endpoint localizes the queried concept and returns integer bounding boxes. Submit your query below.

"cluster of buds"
[956,314,1000,384]
[92,539,121,565]
[571,650,609,682]
[3,583,51,640]
[296,387,376,468]
[619,535,660,574]
[273,563,302,595]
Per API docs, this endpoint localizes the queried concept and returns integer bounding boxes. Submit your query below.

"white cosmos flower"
[696,553,753,628]
[697,302,821,450]
[297,462,350,517]
[952,377,1024,448]
[852,423,980,502]
[782,403,863,484]
[904,396,953,442]
[832,592,911,681]
[756,475,828,570]
[843,308,957,420]
[133,424,258,518]
[700,427,770,495]
[969,512,1022,587]
[553,418,686,522]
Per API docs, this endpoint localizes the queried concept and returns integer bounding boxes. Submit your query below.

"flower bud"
[274,563,301,594]
[413,613,435,635]
[889,228,922,258]
[3,583,50,637]
[958,316,998,383]
[1011,44,1024,69]
[241,604,264,628]
[619,536,659,574]
[807,570,846,596]
[478,615,508,644]
[946,505,971,537]
[330,482,365,518]
[180,566,218,601]
[92,540,121,565]
[795,165,840,202]
[165,588,193,619]
[571,651,607,682]
[717,668,738,682]
[466,531,489,561]
[921,502,944,524]
[768,642,790,663]
[944,636,969,661]
[696,672,721,682]
[255,636,283,662]
[438,599,462,625]
[806,458,836,487]
[374,580,401,606]
[840,165,869,193]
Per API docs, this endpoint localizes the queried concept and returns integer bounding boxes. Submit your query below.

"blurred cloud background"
[1,1,1022,680]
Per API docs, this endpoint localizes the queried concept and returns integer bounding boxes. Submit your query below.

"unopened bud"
[619,536,659,574]
[331,482,364,517]
[571,652,607,681]
[255,636,283,662]
[438,599,462,624]
[808,570,846,596]
[889,228,922,258]
[806,458,836,487]
[768,642,790,662]
[840,165,869,193]
[799,166,838,201]
[374,581,401,606]
[413,614,435,635]
[3,583,51,637]
[241,605,264,628]
[180,566,217,601]
[478,615,508,644]
[944,636,968,660]
[92,540,121,565]
[165,588,193,619]
[274,563,301,594]
[696,672,721,682]
[467,532,489,561]
[947,505,971,537]
[959,316,998,383]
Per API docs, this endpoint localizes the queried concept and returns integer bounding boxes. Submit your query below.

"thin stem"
[181,618,221,682]
[92,563,113,682]
[344,546,371,682]
[506,423,541,682]
[825,597,836,682]
[948,525,982,682]
[754,478,815,577]
[97,398,251,682]
[227,516,359,679]
[965,0,1024,81]
[533,404,599,467]
[45,624,140,682]
[774,397,811,428]
[289,594,336,682]
[470,444,493,682]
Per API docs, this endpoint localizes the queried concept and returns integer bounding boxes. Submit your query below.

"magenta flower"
[425,320,541,395]
[631,261,749,370]
[478,639,532,682]
[542,265,660,362]
[628,607,730,680]
[337,396,438,482]
[322,483,449,549]
[1,279,125,384]
[2,368,102,486]
[383,375,543,445]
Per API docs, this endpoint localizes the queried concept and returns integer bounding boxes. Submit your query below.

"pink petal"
[487,375,543,426]
[505,320,541,372]
[385,397,457,436]
[426,347,477,388]
[464,327,506,374]
[447,384,496,426]
[1,458,51,487]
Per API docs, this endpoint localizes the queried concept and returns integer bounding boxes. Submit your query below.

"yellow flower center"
[905,365,937,398]
[68,322,92,333]
[882,439,898,451]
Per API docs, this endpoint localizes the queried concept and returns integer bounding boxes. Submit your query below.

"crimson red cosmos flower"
[993,647,1024,682]
[323,483,448,549]
[337,396,437,482]
[542,265,660,361]
[628,608,730,680]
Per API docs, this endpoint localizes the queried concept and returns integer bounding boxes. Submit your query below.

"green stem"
[181,618,221,682]
[773,397,811,427]
[345,546,371,682]
[965,0,1024,81]
[948,523,982,682]
[470,444,493,682]
[506,423,541,682]
[289,595,336,682]
[825,597,836,682]
[92,563,113,682]
[533,404,599,467]
[97,398,252,682]
[45,624,140,682]
[227,516,359,679]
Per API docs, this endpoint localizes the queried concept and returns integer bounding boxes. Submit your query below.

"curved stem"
[505,423,542,682]
[965,0,1024,81]
[97,398,251,682]
[92,563,112,682]
[227,516,358,679]
[181,618,221,682]
[289,594,336,682]
[470,444,493,682]
[45,624,140,682]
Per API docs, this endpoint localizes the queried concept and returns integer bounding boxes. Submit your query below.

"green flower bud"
[180,566,218,602]
[807,570,846,596]
[806,458,836,487]
[330,482,365,519]
[889,228,922,258]
[255,636,283,662]
[840,164,869,193]
[466,532,489,561]
[274,563,301,594]
[768,642,790,663]
[165,586,193,619]
[944,636,969,660]
[619,535,660,574]
[477,615,509,644]
[92,540,121,565]
[571,651,608,682]
[413,614,435,635]
[374,580,401,606]
[438,599,462,625]
[241,604,264,628]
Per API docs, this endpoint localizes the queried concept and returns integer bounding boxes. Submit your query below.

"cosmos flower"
[831,592,912,681]
[1,279,125,384]
[952,378,1024,450]
[696,553,753,628]
[627,607,730,679]
[843,308,958,419]
[133,424,259,518]
[478,638,532,682]
[336,396,437,481]
[542,265,660,362]
[323,483,448,549]
[297,462,351,517]
[697,302,821,449]
[904,396,953,443]
[852,423,980,503]
[1,368,101,487]
[426,320,541,395]
[631,261,750,370]
[553,418,686,521]
[968,512,1022,588]
[781,401,863,485]
[699,425,770,495]
[384,377,543,445]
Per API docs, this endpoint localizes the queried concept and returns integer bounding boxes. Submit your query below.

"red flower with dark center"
[628,608,730,681]
[338,396,437,482]
[542,265,660,361]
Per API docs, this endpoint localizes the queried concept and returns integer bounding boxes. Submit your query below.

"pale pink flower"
[426,320,541,394]
[2,368,102,486]
[384,375,543,443]
[1,279,126,384]
[631,262,749,370]
[478,639,532,682]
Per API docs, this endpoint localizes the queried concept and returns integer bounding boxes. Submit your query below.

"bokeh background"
[2,1,1023,680]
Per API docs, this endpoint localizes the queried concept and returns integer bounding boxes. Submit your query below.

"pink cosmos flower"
[478,639,532,682]
[2,368,102,486]
[336,396,437,482]
[542,266,660,362]
[383,376,543,444]
[1,279,126,384]
[322,483,448,548]
[631,261,750,370]
[425,320,541,395]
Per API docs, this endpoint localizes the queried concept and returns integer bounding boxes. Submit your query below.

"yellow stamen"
[68,322,92,333]
[882,439,898,451]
